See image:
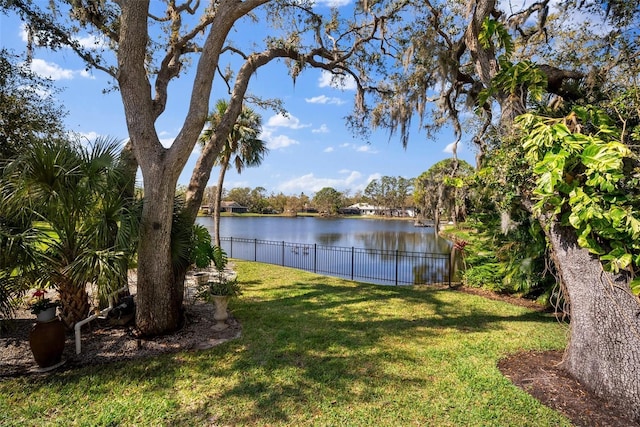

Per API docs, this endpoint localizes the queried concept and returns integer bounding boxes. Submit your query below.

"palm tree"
[200,100,267,246]
[0,137,139,327]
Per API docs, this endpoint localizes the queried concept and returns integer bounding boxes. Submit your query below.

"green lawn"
[0,261,570,426]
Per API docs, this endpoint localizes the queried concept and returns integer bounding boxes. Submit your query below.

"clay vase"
[29,316,66,369]
[211,295,229,331]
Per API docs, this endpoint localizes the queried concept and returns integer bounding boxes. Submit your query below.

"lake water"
[196,216,453,286]
[196,216,451,254]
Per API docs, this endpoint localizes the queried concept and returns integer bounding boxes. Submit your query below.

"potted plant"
[196,247,241,331]
[26,289,66,369]
[28,289,60,322]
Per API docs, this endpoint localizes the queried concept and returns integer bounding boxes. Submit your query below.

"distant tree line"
[192,170,473,220]
[194,185,355,216]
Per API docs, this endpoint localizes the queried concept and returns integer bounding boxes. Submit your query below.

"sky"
[0,2,477,197]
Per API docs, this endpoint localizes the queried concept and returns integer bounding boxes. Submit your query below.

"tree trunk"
[543,218,640,422]
[58,278,90,330]
[214,156,230,248]
[135,171,183,335]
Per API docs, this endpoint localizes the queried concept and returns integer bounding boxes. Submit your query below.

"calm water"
[196,216,451,254]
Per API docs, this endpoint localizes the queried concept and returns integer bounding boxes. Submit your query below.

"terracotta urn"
[29,312,66,369]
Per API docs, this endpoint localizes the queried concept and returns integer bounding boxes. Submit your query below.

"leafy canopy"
[519,106,640,294]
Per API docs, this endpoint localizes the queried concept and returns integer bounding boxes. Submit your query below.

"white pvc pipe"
[74,286,127,355]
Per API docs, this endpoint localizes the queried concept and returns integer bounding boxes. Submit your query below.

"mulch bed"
[498,350,638,426]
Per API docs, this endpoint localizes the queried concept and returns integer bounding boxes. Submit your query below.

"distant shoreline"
[198,212,423,222]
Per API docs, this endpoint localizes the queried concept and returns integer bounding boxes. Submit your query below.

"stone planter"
[211,295,229,331]
[193,272,209,286]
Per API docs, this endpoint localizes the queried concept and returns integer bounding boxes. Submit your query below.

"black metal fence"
[220,237,452,286]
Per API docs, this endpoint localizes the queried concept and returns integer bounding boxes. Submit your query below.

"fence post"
[229,237,233,258]
[448,248,454,287]
[351,247,355,280]
[254,238,257,262]
[395,249,399,286]
[282,241,285,266]
[313,243,317,273]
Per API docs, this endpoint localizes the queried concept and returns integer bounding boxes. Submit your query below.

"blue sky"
[0,4,476,196]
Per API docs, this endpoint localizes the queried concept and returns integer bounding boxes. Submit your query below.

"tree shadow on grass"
[176,275,564,425]
[1,270,565,426]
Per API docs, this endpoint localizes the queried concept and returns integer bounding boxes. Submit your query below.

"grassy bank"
[0,261,569,426]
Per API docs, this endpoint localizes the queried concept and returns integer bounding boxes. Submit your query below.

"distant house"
[347,203,383,216]
[220,201,248,213]
[346,203,415,217]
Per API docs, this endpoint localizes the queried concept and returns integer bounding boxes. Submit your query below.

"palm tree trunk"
[214,154,231,248]
[58,278,90,329]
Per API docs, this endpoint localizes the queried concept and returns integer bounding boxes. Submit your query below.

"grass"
[0,261,570,426]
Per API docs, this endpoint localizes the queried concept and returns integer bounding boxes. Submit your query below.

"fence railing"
[220,237,452,286]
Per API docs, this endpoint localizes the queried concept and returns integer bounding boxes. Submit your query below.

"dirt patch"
[498,350,637,426]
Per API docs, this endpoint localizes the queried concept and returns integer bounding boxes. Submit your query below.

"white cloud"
[356,145,377,153]
[305,95,346,105]
[79,69,96,79]
[261,113,306,150]
[444,141,465,154]
[260,128,299,149]
[75,34,109,49]
[313,0,351,7]
[28,58,95,81]
[366,173,382,183]
[312,124,330,134]
[30,59,74,80]
[318,70,357,91]
[18,84,51,99]
[268,134,300,150]
[21,23,108,50]
[323,147,334,153]
[266,113,310,129]
[78,131,100,141]
[278,170,363,193]
[337,142,378,154]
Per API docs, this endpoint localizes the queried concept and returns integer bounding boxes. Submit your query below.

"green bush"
[463,263,505,291]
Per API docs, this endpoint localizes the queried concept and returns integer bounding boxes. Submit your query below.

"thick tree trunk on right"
[543,218,640,422]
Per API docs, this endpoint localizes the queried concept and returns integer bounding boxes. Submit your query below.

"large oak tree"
[347,0,640,420]
[3,0,387,336]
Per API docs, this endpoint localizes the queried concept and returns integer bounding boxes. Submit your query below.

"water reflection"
[316,233,343,246]
[196,216,452,286]
[196,216,449,254]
